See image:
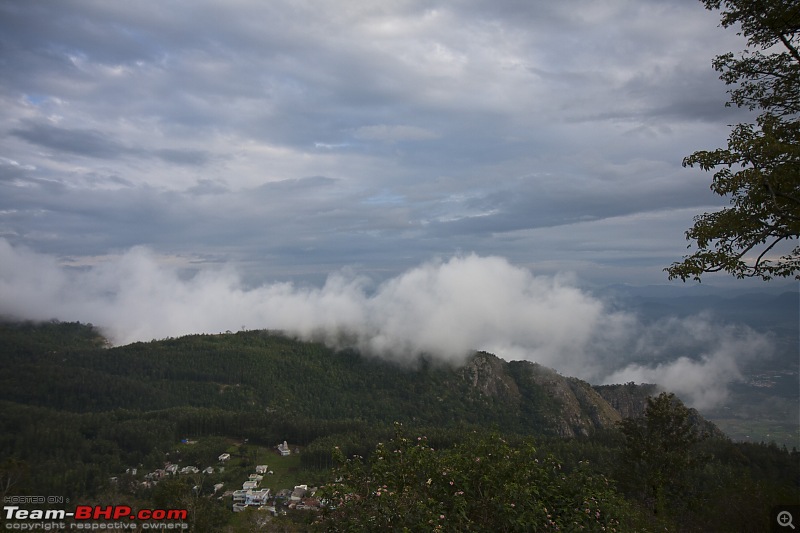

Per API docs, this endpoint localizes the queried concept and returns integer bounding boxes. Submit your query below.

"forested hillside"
[0,320,651,439]
[0,320,796,531]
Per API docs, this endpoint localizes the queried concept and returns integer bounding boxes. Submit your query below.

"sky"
[0,0,760,286]
[0,0,794,408]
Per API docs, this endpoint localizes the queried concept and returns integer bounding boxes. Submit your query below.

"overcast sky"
[1,0,768,289]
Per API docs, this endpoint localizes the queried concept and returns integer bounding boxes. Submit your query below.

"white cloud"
[0,239,774,410]
[602,317,774,409]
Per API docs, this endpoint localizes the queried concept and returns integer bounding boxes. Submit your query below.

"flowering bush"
[319,424,641,531]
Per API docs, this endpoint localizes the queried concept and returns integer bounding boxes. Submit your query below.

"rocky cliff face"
[593,382,662,419]
[461,352,621,437]
[517,362,622,437]
[462,351,521,404]
[461,352,717,439]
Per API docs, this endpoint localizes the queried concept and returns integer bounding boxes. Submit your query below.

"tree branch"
[752,234,789,272]
[777,31,800,64]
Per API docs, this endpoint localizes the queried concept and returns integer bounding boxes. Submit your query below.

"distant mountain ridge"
[598,287,799,334]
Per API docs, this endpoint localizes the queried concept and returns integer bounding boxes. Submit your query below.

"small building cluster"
[119,438,322,519]
[226,441,321,515]
[231,467,321,513]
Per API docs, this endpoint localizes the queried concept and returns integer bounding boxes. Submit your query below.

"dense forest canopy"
[0,320,796,531]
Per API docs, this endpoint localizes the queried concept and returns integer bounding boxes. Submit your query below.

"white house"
[242,480,259,490]
[245,488,271,507]
[278,440,291,456]
[218,453,231,462]
[255,465,269,474]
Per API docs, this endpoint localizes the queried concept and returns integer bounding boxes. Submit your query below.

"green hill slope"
[0,320,659,437]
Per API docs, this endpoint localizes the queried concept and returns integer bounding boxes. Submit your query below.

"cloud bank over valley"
[0,239,774,410]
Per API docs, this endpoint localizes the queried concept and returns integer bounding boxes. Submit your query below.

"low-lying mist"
[0,239,773,410]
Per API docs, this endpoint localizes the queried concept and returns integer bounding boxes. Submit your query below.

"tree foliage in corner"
[667,0,800,281]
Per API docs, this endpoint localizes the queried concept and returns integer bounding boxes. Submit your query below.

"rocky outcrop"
[593,382,661,419]
[460,352,720,439]
[461,353,626,437]
[519,363,621,437]
[461,351,521,404]
[567,378,623,430]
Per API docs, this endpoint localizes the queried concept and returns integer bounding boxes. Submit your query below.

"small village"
[746,368,798,389]
[224,441,322,515]
[124,437,323,522]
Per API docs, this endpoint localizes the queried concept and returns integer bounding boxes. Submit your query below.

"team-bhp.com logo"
[4,504,188,530]
[73,506,187,522]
